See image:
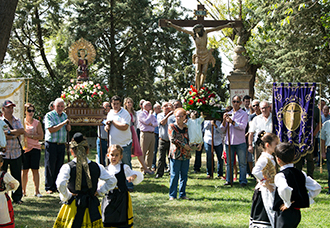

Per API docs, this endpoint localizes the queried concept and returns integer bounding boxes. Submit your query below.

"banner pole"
[319,83,323,174]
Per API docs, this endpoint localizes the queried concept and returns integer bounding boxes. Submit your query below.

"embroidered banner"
[0,79,26,123]
[272,82,316,163]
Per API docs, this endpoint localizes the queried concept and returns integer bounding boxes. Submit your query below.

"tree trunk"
[0,0,19,64]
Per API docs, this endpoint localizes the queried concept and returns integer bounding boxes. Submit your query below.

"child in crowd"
[53,133,116,228]
[0,152,19,228]
[273,142,321,228]
[186,110,204,151]
[250,131,278,228]
[101,144,143,228]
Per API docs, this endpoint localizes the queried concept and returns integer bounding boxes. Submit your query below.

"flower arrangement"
[61,79,110,108]
[179,84,223,119]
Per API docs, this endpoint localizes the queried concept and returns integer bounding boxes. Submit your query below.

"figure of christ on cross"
[166,20,235,91]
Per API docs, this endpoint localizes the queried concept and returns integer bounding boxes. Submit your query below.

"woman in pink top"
[22,103,44,197]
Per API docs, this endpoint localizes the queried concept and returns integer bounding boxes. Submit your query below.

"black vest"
[67,161,100,195]
[273,167,309,211]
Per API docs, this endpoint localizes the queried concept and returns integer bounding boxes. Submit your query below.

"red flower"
[91,95,94,98]
[93,92,97,95]
[203,97,207,101]
[188,99,194,105]
[201,87,205,90]
[61,94,66,99]
[202,100,206,105]
[189,91,192,95]
[104,85,109,92]
[210,93,215,98]
[197,99,202,103]
[207,90,211,94]
[192,96,196,99]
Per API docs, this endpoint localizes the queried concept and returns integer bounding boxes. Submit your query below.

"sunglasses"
[27,109,35,113]
[232,100,240,103]
[252,104,259,107]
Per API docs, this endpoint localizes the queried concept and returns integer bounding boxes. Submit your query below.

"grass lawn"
[11,148,329,228]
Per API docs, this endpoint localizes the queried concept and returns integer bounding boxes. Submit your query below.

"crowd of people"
[0,93,326,227]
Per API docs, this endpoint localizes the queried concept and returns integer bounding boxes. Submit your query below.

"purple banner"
[272,82,316,163]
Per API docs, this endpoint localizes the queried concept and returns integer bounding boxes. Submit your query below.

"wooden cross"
[159,4,243,28]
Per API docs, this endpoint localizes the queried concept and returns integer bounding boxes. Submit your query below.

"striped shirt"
[44,110,68,143]
[1,116,23,159]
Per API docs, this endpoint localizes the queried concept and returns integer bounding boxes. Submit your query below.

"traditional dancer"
[102,144,143,228]
[250,131,278,227]
[0,152,19,228]
[53,133,116,228]
[273,142,321,228]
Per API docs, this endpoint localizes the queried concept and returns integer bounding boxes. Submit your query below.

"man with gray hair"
[138,101,158,172]
[248,100,272,160]
[44,98,71,194]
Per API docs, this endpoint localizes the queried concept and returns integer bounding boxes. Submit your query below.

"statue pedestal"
[227,72,253,100]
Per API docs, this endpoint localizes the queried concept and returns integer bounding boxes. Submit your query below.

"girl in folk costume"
[101,144,144,228]
[53,133,117,228]
[0,152,19,228]
[250,131,278,228]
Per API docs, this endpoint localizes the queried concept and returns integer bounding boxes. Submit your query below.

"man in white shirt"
[105,95,133,190]
[248,101,273,160]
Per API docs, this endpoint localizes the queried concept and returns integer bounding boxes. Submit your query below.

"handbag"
[3,119,25,155]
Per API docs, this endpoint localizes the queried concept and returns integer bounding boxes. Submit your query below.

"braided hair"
[255,131,278,150]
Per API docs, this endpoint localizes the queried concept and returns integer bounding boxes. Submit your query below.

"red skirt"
[0,194,15,228]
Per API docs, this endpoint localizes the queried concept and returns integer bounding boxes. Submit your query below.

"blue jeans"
[204,143,223,177]
[122,142,133,189]
[327,148,330,192]
[152,134,159,168]
[96,138,108,166]
[194,146,203,171]
[225,143,247,184]
[169,158,190,198]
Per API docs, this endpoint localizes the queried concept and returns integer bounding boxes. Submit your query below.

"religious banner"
[0,79,26,122]
[272,82,316,163]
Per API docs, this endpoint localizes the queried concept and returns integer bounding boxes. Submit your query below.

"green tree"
[4,0,71,116]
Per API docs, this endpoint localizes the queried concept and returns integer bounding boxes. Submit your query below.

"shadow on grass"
[14,195,61,228]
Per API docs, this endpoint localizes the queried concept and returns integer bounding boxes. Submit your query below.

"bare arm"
[160,111,173,126]
[248,132,254,153]
[166,20,194,36]
[205,22,235,34]
[112,120,129,131]
[48,119,69,133]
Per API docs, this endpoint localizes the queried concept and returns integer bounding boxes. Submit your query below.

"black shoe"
[240,183,247,187]
[224,182,231,186]
[165,168,170,173]
[193,169,200,174]
[155,174,162,179]
[13,200,23,205]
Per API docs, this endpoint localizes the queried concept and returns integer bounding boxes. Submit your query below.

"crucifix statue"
[159,4,242,91]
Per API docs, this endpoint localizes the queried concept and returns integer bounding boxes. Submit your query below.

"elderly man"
[168,100,182,125]
[220,95,249,187]
[44,98,71,194]
[152,103,162,171]
[248,100,261,122]
[248,101,273,160]
[96,102,110,166]
[138,101,158,172]
[155,102,173,178]
[1,100,24,204]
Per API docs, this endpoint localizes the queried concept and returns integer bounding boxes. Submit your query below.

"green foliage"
[248,0,330,97]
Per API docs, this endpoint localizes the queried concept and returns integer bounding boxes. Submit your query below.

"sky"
[178,0,233,75]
